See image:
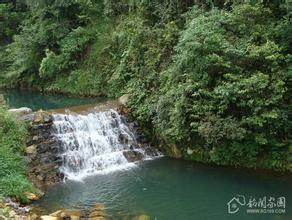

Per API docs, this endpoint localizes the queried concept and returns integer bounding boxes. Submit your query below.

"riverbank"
[0,107,40,202]
[0,198,113,219]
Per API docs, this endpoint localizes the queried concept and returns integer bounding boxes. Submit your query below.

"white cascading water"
[52,109,153,180]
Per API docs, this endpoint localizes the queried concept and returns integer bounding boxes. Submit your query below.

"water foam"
[52,109,156,180]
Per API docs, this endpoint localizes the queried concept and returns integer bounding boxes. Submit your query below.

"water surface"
[0,89,104,111]
[36,157,292,220]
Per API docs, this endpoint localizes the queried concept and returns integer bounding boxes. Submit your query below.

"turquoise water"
[36,157,292,220]
[0,89,104,111]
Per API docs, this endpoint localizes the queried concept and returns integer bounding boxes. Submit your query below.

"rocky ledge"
[25,110,63,187]
[0,200,151,220]
[0,200,108,220]
[117,105,162,159]
[23,107,159,187]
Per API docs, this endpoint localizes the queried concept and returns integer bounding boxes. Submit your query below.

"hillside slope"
[0,0,291,171]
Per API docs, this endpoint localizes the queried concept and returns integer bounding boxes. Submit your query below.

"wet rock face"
[123,150,144,162]
[117,106,163,157]
[26,111,63,187]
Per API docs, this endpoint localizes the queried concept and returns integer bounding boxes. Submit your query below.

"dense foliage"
[0,106,36,202]
[0,0,291,170]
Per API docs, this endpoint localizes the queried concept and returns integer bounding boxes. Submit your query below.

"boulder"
[8,107,32,116]
[33,110,52,124]
[143,146,160,157]
[26,145,37,155]
[123,150,144,162]
[94,203,105,210]
[50,209,81,219]
[118,94,129,106]
[30,213,39,220]
[20,113,35,122]
[23,192,43,201]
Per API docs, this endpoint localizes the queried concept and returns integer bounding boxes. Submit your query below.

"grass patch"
[0,107,37,202]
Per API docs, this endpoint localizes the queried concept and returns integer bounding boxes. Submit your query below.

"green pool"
[0,89,105,111]
[36,157,292,220]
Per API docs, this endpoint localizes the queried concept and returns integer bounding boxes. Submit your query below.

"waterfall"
[52,109,159,180]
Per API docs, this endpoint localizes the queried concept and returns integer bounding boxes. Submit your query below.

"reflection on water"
[36,157,292,220]
[0,89,105,111]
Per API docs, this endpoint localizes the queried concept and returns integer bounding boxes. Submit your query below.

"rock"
[30,213,39,220]
[26,145,37,155]
[50,210,68,218]
[24,192,42,201]
[13,214,38,220]
[117,105,130,114]
[50,209,80,219]
[9,210,16,218]
[20,113,35,122]
[135,214,151,220]
[123,150,144,162]
[94,204,105,210]
[37,175,44,181]
[32,136,39,141]
[0,200,5,209]
[143,146,160,157]
[29,206,48,217]
[8,107,32,116]
[118,94,129,106]
[89,211,107,218]
[41,216,60,220]
[26,111,63,187]
[49,210,62,217]
[33,110,52,124]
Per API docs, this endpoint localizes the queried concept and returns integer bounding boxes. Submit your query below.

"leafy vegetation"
[0,107,37,202]
[0,0,291,170]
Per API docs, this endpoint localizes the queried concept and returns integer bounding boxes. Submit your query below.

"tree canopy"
[0,0,291,170]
